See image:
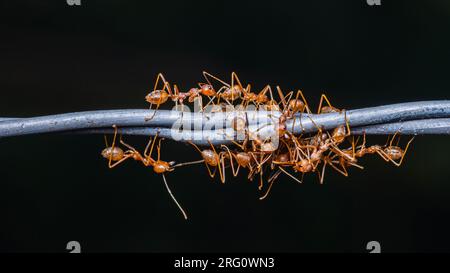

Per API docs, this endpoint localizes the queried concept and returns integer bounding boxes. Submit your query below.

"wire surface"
[0,101,449,144]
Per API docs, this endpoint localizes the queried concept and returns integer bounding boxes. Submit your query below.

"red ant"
[101,125,188,219]
[187,140,226,183]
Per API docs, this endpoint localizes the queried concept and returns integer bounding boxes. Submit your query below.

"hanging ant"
[101,125,188,219]
[351,131,415,167]
[101,125,146,168]
[187,140,226,183]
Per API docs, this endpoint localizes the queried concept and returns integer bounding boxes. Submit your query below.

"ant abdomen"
[145,90,169,105]
[332,125,347,143]
[384,146,403,160]
[101,147,124,161]
[236,152,251,167]
[288,99,305,113]
[320,106,339,113]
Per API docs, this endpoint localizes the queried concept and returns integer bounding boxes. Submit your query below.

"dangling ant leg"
[278,166,302,184]
[394,136,415,167]
[221,145,239,177]
[208,140,225,183]
[188,141,218,180]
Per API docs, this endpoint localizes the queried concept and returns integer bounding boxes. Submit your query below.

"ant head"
[153,160,172,174]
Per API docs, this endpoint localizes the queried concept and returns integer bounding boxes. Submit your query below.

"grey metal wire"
[350,118,450,135]
[0,101,449,144]
[62,118,450,145]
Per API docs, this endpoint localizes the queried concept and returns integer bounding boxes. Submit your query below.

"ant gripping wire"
[0,101,449,144]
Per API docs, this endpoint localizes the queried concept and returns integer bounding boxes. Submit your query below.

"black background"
[0,0,449,252]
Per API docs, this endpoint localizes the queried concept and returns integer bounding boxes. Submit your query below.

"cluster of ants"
[100,72,414,219]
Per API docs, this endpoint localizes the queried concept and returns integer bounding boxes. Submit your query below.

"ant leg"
[145,133,160,163]
[276,86,293,112]
[292,89,312,133]
[317,94,335,114]
[156,138,164,161]
[384,134,392,147]
[375,148,391,162]
[259,179,275,200]
[108,125,119,167]
[295,89,312,114]
[239,84,252,108]
[103,135,109,148]
[153,73,173,97]
[202,71,230,107]
[389,130,400,146]
[145,136,157,157]
[145,101,163,121]
[143,134,156,157]
[173,159,205,168]
[205,163,218,179]
[202,71,230,88]
[278,166,302,184]
[268,169,282,184]
[349,162,364,170]
[343,109,351,137]
[328,160,349,177]
[361,132,367,149]
[108,154,133,169]
[209,140,225,183]
[188,141,217,180]
[321,160,327,184]
[222,145,238,177]
[119,135,140,154]
[161,174,188,220]
[394,136,415,167]
[260,85,276,110]
[203,86,227,110]
[230,72,245,102]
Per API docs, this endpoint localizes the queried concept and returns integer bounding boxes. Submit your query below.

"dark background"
[0,0,449,252]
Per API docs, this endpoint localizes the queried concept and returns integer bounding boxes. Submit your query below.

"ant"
[101,125,146,168]
[188,140,226,183]
[259,139,306,200]
[240,84,279,110]
[202,71,245,106]
[322,131,414,182]
[220,145,254,178]
[351,131,415,167]
[101,125,188,220]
